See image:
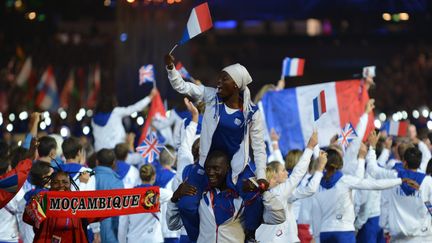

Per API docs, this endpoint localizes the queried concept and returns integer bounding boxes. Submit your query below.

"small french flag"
[383,121,408,137]
[313,90,327,121]
[282,57,305,78]
[175,62,192,80]
[180,2,213,44]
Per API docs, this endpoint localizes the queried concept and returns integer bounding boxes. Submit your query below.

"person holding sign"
[23,171,103,243]
[165,53,268,241]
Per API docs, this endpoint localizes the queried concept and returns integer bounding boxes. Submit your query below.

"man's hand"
[307,130,318,149]
[270,128,280,142]
[165,54,175,70]
[171,182,197,203]
[368,130,380,149]
[79,171,90,184]
[184,98,199,122]
[28,112,41,136]
[316,151,328,172]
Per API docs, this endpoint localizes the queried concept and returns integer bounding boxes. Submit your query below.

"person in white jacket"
[118,164,172,243]
[366,132,432,243]
[313,146,409,243]
[114,143,141,189]
[166,150,286,243]
[165,54,268,240]
[256,131,327,243]
[91,89,156,151]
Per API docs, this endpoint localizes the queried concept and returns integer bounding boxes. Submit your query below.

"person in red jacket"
[24,171,102,243]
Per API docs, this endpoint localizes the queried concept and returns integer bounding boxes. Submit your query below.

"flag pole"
[169,44,178,55]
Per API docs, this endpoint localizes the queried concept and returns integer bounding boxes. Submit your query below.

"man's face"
[205,156,229,188]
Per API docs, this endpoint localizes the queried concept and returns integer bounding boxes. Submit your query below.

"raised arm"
[288,150,327,202]
[366,131,398,179]
[267,128,285,164]
[272,133,317,200]
[165,54,205,101]
[377,137,392,167]
[287,132,318,187]
[418,140,432,173]
[113,89,155,117]
[366,148,399,179]
[176,98,199,181]
[22,112,40,149]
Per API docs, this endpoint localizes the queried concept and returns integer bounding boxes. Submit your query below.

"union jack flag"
[139,64,155,85]
[136,132,164,163]
[337,123,358,151]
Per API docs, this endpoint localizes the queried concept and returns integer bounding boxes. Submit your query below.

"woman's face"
[50,173,71,191]
[217,71,238,99]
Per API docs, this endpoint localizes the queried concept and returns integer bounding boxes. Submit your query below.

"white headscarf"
[222,63,252,91]
[222,63,254,115]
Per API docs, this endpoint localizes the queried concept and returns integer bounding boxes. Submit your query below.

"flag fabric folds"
[180,2,213,44]
[16,57,32,87]
[138,89,166,144]
[262,79,374,155]
[281,57,305,77]
[36,66,59,111]
[382,121,408,137]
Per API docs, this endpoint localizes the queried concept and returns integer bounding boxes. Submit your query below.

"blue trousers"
[357,216,385,243]
[320,231,355,243]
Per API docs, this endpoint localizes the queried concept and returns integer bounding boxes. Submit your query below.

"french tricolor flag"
[282,57,305,77]
[313,90,327,121]
[262,79,374,155]
[383,121,408,137]
[180,2,213,44]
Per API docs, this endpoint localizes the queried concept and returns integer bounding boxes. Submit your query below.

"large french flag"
[262,79,374,155]
[180,2,213,44]
[36,66,59,111]
[282,57,305,77]
[382,121,408,137]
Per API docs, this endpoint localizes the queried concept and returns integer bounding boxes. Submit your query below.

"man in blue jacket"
[94,149,124,243]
